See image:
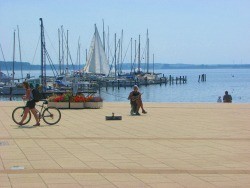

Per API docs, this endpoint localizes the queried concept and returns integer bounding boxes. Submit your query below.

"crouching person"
[128,85,147,116]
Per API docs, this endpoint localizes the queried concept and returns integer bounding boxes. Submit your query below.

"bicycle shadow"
[13,124,60,128]
[14,125,36,129]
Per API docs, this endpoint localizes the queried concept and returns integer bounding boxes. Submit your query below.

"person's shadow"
[13,125,36,129]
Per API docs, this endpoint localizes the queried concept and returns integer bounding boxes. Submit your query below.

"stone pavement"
[0,101,250,188]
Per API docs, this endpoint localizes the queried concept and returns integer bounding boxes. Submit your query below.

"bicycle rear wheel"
[12,107,31,125]
[42,107,61,125]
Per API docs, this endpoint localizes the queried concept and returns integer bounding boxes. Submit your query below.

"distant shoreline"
[1,61,250,70]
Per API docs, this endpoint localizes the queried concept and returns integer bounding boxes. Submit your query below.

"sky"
[0,0,250,65]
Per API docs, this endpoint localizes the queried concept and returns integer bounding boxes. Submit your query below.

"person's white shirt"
[217,96,222,103]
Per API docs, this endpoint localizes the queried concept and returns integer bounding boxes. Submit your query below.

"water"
[1,69,250,103]
[100,69,250,103]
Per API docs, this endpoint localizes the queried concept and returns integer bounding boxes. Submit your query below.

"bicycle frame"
[13,100,61,126]
[36,103,46,115]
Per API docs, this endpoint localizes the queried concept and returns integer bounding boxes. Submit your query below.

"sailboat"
[84,25,110,76]
[1,30,25,95]
[0,71,11,86]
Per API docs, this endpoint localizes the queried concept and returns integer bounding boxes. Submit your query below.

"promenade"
[0,102,250,188]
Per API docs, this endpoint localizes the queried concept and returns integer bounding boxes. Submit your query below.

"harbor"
[2,68,250,103]
[0,18,188,98]
[1,0,250,187]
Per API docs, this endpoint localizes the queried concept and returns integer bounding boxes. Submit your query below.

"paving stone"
[0,102,250,187]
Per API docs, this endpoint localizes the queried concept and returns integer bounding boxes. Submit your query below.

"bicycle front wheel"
[12,107,31,125]
[42,107,61,125]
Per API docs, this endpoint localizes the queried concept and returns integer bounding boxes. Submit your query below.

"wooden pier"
[96,75,187,89]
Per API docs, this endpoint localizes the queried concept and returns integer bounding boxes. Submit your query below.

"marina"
[1,0,250,187]
[0,18,188,98]
[1,68,250,103]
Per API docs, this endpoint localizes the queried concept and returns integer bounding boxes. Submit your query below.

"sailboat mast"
[61,26,64,74]
[107,26,109,64]
[120,29,123,74]
[114,33,117,79]
[40,18,46,92]
[78,37,81,70]
[102,19,105,52]
[76,41,79,71]
[134,39,136,73]
[130,38,133,73]
[58,28,61,75]
[138,35,140,72]
[12,30,16,84]
[39,18,46,92]
[17,25,23,80]
[66,30,69,74]
[117,39,120,75]
[146,29,149,73]
[0,44,9,77]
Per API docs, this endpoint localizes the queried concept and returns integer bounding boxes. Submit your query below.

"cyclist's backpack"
[32,88,41,102]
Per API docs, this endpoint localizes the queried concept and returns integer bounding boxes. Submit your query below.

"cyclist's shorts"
[25,100,36,109]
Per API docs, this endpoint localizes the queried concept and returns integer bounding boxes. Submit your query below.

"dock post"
[98,81,101,93]
[9,87,13,101]
[179,76,182,84]
[176,77,178,84]
[169,75,172,85]
[118,80,120,90]
[98,84,101,94]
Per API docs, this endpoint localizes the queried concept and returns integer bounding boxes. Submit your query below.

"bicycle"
[12,99,61,125]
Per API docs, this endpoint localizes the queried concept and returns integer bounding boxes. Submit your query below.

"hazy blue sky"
[0,0,250,65]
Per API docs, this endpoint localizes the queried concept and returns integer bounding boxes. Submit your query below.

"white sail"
[84,25,109,75]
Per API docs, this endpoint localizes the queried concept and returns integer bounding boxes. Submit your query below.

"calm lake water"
[100,69,250,103]
[1,69,250,103]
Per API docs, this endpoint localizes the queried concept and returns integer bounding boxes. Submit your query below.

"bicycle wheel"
[12,107,31,125]
[42,107,61,125]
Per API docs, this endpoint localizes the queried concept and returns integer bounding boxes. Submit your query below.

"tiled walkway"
[0,102,250,187]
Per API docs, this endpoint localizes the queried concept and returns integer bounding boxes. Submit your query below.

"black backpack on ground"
[32,88,41,102]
